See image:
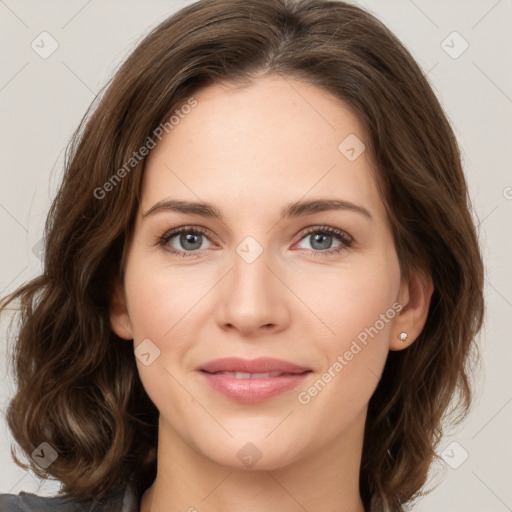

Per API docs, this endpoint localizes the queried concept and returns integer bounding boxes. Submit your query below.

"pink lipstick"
[198,357,311,403]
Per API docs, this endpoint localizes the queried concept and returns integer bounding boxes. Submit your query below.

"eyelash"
[157,225,353,259]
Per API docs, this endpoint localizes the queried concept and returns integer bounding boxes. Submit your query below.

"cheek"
[122,252,222,401]
[294,256,400,343]
[124,254,207,341]
[294,271,398,425]
[292,253,400,397]
[124,261,198,414]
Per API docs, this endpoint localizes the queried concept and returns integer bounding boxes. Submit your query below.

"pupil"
[312,233,331,250]
[181,233,202,250]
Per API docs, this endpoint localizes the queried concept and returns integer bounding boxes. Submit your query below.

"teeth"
[216,371,284,378]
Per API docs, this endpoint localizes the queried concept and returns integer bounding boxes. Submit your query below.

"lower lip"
[199,371,310,403]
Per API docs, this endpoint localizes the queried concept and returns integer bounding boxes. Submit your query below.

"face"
[112,75,407,470]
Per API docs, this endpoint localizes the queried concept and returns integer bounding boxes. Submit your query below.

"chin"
[209,442,301,471]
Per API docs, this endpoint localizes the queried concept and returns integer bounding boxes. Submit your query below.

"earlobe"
[109,278,133,340]
[390,270,434,351]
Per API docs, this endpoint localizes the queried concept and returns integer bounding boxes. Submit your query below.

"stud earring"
[398,332,408,342]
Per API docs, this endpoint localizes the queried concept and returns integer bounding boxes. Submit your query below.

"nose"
[215,243,291,338]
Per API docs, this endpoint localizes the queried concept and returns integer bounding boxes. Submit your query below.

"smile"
[197,357,312,403]
[208,371,293,378]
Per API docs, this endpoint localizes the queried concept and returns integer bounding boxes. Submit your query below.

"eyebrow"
[142,198,373,221]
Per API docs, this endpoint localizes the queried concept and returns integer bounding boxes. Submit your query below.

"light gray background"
[0,0,511,510]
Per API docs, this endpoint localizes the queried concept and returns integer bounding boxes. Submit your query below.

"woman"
[0,0,484,510]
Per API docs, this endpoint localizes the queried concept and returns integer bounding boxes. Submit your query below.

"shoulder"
[0,483,139,512]
[0,491,86,512]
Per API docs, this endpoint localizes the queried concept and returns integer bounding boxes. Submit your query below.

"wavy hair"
[1,0,484,510]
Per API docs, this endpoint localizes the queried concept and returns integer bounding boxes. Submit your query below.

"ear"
[390,268,434,351]
[109,276,134,340]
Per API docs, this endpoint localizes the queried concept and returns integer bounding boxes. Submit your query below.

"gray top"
[0,483,139,512]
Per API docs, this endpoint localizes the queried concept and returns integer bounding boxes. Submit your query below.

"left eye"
[295,228,353,253]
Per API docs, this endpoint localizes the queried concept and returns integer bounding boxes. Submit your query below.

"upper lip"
[199,357,311,374]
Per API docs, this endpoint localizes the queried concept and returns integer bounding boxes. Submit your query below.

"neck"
[141,410,367,512]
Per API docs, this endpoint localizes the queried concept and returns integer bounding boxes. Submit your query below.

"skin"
[110,75,433,512]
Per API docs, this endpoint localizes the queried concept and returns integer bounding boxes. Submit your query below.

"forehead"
[142,75,384,221]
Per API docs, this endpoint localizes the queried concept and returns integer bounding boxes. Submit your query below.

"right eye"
[158,226,216,257]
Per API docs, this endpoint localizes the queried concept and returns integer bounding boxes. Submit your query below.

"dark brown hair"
[1,0,484,510]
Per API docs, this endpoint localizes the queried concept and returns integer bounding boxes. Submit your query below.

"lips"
[198,357,311,403]
[199,357,310,375]
[210,371,287,378]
